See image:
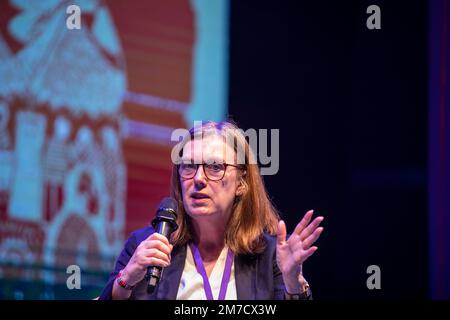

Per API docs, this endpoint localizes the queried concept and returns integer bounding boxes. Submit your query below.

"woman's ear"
[235,177,247,197]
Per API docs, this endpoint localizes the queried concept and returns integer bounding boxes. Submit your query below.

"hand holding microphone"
[118,197,178,294]
[146,197,178,292]
[119,233,173,289]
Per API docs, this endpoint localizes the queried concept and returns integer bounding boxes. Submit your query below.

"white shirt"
[176,244,237,300]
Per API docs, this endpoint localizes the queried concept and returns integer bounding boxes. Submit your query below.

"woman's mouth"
[191,192,210,200]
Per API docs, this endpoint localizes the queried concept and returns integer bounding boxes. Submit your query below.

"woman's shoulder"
[262,232,277,247]
[251,232,277,256]
[259,231,291,254]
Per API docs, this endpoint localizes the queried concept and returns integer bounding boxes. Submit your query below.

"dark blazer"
[99,226,310,300]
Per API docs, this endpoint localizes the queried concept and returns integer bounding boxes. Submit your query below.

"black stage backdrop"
[228,0,428,299]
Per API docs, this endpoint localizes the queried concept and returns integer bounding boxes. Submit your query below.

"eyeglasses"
[178,163,241,181]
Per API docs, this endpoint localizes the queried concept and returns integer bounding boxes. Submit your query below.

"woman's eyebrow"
[204,158,226,164]
[180,156,227,164]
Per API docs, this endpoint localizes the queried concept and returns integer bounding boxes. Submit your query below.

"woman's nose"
[193,165,207,185]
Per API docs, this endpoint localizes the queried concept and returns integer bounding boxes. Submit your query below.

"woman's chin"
[187,206,212,217]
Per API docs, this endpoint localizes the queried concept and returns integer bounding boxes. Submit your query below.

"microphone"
[146,197,178,293]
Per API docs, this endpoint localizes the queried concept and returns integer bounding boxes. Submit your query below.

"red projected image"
[0,0,228,299]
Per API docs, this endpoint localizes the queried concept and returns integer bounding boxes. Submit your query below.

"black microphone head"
[158,197,178,213]
[151,197,178,231]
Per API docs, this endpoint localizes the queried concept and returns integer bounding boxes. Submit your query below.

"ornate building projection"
[0,0,228,299]
[0,0,127,294]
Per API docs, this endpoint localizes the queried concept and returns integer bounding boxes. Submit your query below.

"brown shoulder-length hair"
[169,120,280,255]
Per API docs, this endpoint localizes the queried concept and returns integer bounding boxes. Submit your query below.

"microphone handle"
[146,221,173,293]
[156,220,173,239]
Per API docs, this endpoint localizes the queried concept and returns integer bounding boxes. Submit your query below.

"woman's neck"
[191,217,227,262]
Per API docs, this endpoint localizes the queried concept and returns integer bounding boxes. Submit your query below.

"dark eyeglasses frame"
[178,163,243,181]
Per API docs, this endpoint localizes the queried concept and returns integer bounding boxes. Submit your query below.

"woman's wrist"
[283,276,302,293]
[112,270,134,300]
[284,270,311,299]
[282,265,306,293]
[116,269,136,290]
[285,282,311,300]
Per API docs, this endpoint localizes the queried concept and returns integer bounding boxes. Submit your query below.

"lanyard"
[189,241,234,300]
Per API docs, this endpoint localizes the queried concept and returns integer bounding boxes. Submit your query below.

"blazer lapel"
[156,244,187,299]
[154,244,258,300]
[234,253,257,300]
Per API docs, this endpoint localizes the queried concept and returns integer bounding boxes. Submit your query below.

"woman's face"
[180,135,241,222]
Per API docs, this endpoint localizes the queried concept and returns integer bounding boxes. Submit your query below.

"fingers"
[293,245,318,264]
[142,248,171,264]
[134,248,171,269]
[142,240,172,256]
[301,246,318,261]
[142,233,173,256]
[136,233,174,267]
[299,216,324,241]
[146,233,170,246]
[302,226,324,249]
[277,220,287,245]
[141,256,171,268]
[293,210,314,235]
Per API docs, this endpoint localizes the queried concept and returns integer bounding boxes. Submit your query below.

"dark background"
[228,0,428,299]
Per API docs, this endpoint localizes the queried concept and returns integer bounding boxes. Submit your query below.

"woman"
[99,121,324,300]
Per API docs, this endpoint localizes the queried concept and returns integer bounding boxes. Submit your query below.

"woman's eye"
[208,164,223,172]
[182,164,197,170]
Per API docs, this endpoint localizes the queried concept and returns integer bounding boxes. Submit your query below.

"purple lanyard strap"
[189,241,234,300]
